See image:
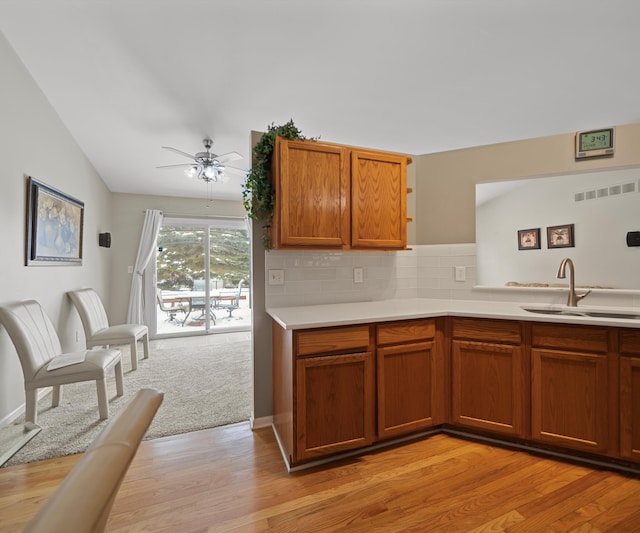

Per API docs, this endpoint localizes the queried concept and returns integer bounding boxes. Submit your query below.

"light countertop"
[267,298,640,330]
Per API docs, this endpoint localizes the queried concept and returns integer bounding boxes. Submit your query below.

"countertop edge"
[267,298,640,330]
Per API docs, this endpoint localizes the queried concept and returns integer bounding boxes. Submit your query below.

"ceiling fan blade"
[161,146,197,160]
[214,151,243,164]
[224,164,248,172]
[156,163,194,169]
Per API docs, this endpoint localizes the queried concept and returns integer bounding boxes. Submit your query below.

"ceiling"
[1,0,638,202]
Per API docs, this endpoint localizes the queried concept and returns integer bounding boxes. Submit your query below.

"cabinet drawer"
[295,325,371,357]
[620,329,640,356]
[376,319,435,346]
[531,323,608,354]
[451,317,521,345]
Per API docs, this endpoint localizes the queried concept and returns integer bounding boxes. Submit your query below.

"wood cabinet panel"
[350,150,407,249]
[531,348,608,453]
[377,319,435,346]
[620,329,640,356]
[273,138,350,248]
[531,323,608,354]
[377,341,440,439]
[452,339,526,437]
[620,356,640,461]
[451,317,522,345]
[296,351,375,461]
[295,325,370,357]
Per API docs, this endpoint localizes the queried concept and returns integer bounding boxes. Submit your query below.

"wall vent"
[574,181,638,203]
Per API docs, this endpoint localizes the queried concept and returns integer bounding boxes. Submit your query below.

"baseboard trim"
[250,415,273,430]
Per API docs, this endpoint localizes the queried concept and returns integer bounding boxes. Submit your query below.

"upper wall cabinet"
[271,137,411,250]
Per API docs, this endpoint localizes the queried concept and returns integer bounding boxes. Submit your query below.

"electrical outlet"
[455,266,466,282]
[127,265,134,274]
[268,269,285,285]
[354,267,364,283]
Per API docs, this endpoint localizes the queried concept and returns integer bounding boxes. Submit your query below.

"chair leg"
[96,378,109,419]
[142,333,150,360]
[52,385,62,407]
[25,389,38,425]
[130,340,138,371]
[114,360,124,397]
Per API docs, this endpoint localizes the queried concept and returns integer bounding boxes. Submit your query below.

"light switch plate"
[455,266,466,282]
[268,269,285,285]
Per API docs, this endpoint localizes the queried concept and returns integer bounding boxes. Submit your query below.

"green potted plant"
[242,119,313,248]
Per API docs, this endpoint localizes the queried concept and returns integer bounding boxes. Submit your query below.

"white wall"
[0,32,113,423]
[477,168,640,289]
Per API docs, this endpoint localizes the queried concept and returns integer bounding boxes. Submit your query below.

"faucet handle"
[576,289,591,302]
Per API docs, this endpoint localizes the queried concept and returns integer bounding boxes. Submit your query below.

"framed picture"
[547,223,574,249]
[518,228,541,250]
[26,177,84,265]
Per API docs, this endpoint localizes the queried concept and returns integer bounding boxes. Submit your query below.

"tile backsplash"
[265,244,477,308]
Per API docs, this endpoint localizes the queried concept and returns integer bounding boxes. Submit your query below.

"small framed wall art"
[547,223,574,249]
[26,177,84,265]
[518,228,541,250]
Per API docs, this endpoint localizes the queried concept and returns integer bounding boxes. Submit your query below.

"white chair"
[23,388,163,533]
[68,288,150,371]
[0,300,124,424]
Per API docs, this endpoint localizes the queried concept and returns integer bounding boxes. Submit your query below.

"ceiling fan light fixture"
[202,164,215,180]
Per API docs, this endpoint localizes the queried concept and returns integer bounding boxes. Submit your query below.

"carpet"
[1,331,252,467]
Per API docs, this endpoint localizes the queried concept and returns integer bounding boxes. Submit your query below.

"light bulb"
[185,165,199,179]
[203,165,215,180]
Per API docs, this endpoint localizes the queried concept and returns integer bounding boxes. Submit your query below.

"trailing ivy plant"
[242,119,313,248]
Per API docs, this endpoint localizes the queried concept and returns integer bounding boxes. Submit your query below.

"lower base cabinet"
[451,318,526,438]
[273,317,640,470]
[531,323,611,455]
[376,319,444,440]
[620,329,640,461]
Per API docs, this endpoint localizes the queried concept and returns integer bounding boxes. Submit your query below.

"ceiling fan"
[158,138,245,183]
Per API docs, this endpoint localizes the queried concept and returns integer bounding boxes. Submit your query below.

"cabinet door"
[274,138,350,248]
[531,348,608,453]
[452,340,526,437]
[296,351,375,462]
[351,150,407,249]
[378,341,440,439]
[620,356,640,461]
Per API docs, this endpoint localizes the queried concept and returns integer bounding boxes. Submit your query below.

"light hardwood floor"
[1,424,640,532]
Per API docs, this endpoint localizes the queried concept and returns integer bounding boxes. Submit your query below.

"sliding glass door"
[149,216,250,338]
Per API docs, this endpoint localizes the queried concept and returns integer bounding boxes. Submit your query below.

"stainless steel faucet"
[556,257,591,307]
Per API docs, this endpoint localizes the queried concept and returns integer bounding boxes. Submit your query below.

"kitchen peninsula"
[268,298,640,472]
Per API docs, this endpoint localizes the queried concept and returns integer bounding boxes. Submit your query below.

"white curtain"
[127,209,163,324]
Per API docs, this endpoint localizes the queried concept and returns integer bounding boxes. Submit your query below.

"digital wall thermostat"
[575,127,615,159]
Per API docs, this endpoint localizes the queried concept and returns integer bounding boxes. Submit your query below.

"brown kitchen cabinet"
[272,322,375,466]
[531,323,613,455]
[376,319,445,440]
[271,137,411,250]
[620,329,640,461]
[451,318,527,438]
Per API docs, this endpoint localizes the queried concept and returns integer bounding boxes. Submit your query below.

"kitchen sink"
[521,305,640,320]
